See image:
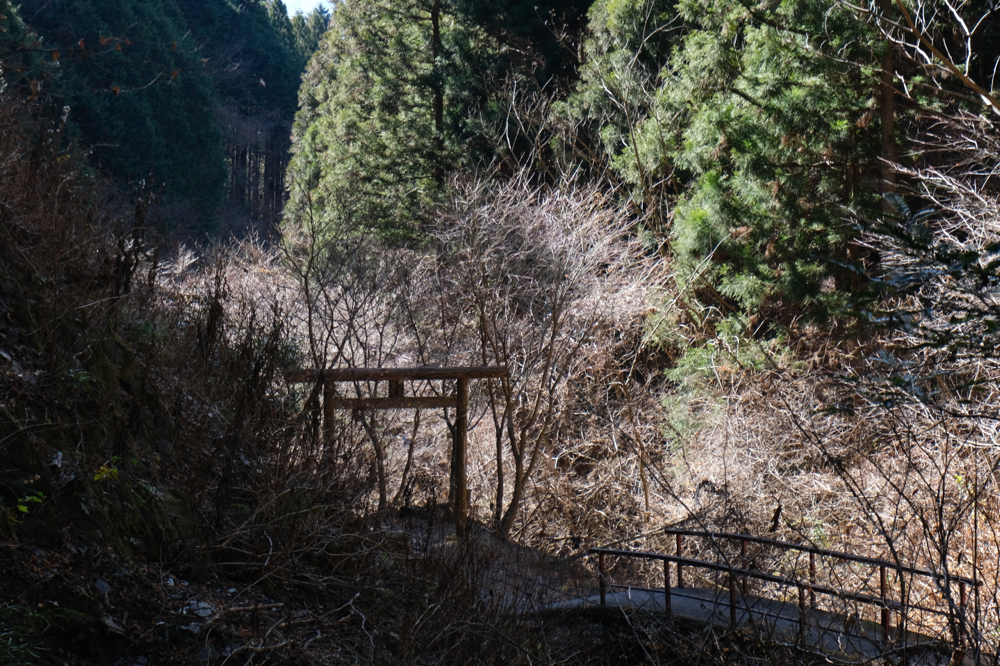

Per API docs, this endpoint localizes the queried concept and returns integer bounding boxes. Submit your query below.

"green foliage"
[568,0,884,326]
[9,0,309,227]
[667,4,880,320]
[457,0,592,85]
[559,0,685,198]
[267,0,295,44]
[19,0,227,219]
[177,0,303,117]
[0,0,41,82]
[93,462,120,482]
[289,4,330,62]
[661,387,723,463]
[2,490,44,529]
[286,0,592,242]
[286,0,483,240]
[17,490,44,515]
[668,315,783,381]
[654,302,790,463]
[0,604,46,663]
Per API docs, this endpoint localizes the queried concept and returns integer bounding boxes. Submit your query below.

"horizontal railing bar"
[658,529,980,586]
[592,549,905,610]
[604,584,813,621]
[286,366,509,382]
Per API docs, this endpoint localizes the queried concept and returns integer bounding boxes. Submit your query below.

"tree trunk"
[449,378,469,537]
[359,413,387,512]
[430,0,445,186]
[499,432,526,537]
[879,0,897,194]
[393,409,420,505]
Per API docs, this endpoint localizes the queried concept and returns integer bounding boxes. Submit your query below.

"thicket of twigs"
[9,58,1000,664]
[0,89,685,664]
[275,138,1000,663]
[593,108,1000,662]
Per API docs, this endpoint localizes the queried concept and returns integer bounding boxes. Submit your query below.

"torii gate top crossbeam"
[286,366,508,383]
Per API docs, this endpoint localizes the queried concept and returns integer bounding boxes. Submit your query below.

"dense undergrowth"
[0,86,854,666]
[6,27,1000,666]
[0,77,730,666]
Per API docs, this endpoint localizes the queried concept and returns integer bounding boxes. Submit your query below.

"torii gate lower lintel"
[286,366,509,537]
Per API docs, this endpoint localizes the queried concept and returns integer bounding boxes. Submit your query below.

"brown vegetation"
[4,67,1000,665]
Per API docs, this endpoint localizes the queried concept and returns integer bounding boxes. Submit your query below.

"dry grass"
[271,155,1000,660]
[151,151,1000,662]
[7,77,1000,662]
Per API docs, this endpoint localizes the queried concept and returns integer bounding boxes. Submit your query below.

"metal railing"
[591,529,979,647]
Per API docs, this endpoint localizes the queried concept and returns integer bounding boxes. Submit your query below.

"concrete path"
[544,586,966,665]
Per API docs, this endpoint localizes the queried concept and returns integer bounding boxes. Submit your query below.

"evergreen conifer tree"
[21,0,228,218]
[268,0,295,45]
[286,0,483,240]
[560,0,687,223]
[177,0,305,224]
[285,0,592,240]
[0,0,41,80]
[291,6,330,62]
[9,0,308,228]
[569,0,887,326]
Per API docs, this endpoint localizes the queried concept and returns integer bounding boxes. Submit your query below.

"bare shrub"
[408,175,659,538]
[0,92,168,547]
[590,9,1000,649]
[280,171,664,543]
[281,190,421,515]
[846,109,1000,659]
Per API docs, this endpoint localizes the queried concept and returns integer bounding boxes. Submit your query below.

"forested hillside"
[1,0,329,229]
[285,0,592,238]
[5,0,1000,664]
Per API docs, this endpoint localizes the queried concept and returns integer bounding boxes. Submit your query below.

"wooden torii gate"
[286,366,509,537]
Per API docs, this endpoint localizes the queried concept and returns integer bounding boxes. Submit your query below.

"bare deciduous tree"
[424,175,655,536]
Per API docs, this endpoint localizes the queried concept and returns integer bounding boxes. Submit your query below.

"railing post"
[798,585,806,642]
[599,552,606,606]
[677,534,684,588]
[741,538,748,595]
[729,572,737,627]
[880,565,891,644]
[809,551,816,608]
[664,559,672,617]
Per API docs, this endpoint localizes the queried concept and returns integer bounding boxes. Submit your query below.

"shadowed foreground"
[544,587,972,665]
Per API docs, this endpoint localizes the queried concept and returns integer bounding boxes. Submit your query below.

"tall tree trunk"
[430,0,444,186]
[234,145,248,206]
[879,0,897,194]
[431,0,443,136]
